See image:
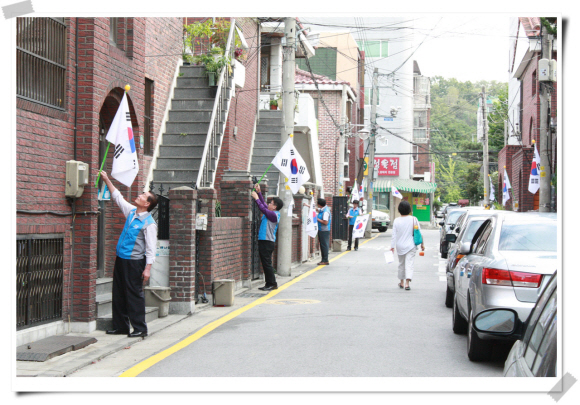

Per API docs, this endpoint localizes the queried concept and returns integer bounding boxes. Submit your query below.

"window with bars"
[17,17,67,110]
[296,47,337,80]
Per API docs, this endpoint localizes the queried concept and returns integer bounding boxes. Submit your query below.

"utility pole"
[364,68,378,238]
[539,24,553,212]
[276,17,296,277]
[481,86,490,207]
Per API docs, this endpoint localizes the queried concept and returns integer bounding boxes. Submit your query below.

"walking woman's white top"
[390,215,420,255]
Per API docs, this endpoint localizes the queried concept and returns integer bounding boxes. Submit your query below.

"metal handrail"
[196,19,236,188]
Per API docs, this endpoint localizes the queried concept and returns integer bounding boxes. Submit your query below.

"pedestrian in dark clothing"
[316,198,331,265]
[251,184,284,291]
[100,171,158,338]
[346,200,361,251]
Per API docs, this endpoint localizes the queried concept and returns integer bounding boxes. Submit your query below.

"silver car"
[444,211,494,308]
[451,211,557,361]
[472,272,557,376]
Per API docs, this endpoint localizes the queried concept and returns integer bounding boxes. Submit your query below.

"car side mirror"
[445,233,457,243]
[458,242,471,255]
[438,221,445,226]
[473,308,524,339]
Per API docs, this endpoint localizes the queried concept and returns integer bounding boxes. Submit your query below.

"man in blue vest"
[251,184,283,291]
[316,198,331,265]
[100,171,158,338]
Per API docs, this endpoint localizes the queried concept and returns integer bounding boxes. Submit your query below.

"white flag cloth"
[351,180,360,202]
[489,180,495,202]
[502,168,511,205]
[391,185,403,199]
[528,143,541,194]
[105,93,139,187]
[305,198,318,238]
[352,214,370,239]
[272,137,310,194]
[287,199,294,217]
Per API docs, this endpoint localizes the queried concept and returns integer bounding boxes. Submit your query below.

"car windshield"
[447,210,464,224]
[463,219,485,241]
[498,222,557,251]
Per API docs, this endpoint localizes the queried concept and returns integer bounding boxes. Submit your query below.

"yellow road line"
[120,233,381,377]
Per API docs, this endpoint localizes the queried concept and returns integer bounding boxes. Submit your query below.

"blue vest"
[116,209,156,260]
[258,211,280,242]
[348,207,360,225]
[318,206,331,231]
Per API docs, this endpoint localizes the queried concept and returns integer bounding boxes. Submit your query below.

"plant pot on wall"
[270,104,277,110]
[207,72,217,86]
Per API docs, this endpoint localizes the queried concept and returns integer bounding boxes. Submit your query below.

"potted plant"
[270,99,278,110]
[234,47,247,61]
[210,46,224,58]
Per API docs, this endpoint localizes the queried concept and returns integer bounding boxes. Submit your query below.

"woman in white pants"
[390,200,425,290]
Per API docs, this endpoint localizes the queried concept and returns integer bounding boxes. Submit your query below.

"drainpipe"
[70,17,80,325]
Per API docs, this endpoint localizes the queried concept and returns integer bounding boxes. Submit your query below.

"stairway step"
[168,110,212,122]
[174,87,216,99]
[259,110,284,119]
[159,145,220,157]
[162,133,218,146]
[156,157,202,170]
[252,155,278,165]
[154,168,211,182]
[177,76,210,88]
[96,277,113,296]
[252,147,280,157]
[166,122,216,134]
[171,99,215,110]
[96,293,112,318]
[179,65,206,77]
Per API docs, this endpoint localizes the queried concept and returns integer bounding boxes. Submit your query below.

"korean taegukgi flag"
[351,180,360,202]
[105,93,139,187]
[305,198,318,238]
[528,142,541,194]
[489,179,495,202]
[272,137,310,194]
[352,214,369,239]
[502,168,511,205]
[391,185,403,199]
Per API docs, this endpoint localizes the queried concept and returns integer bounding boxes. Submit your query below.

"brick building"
[501,17,557,212]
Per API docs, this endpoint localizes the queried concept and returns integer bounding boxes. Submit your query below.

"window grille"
[17,17,67,110]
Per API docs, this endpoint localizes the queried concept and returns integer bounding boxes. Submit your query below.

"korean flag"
[272,137,310,194]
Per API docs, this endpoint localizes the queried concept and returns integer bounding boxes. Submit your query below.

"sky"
[411,15,510,83]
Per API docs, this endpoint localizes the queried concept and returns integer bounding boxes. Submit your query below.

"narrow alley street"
[70,229,505,378]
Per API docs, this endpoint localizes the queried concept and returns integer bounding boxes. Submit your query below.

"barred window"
[17,17,67,110]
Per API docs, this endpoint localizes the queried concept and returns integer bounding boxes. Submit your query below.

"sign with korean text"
[374,157,399,176]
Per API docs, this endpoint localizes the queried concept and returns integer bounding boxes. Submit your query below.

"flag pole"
[253,162,273,192]
[95,85,131,188]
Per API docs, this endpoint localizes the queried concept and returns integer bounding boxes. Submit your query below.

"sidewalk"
[16,251,340,377]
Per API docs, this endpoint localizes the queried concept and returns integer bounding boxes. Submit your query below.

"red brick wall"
[213,18,260,201]
[512,147,535,212]
[16,17,182,324]
[498,145,521,210]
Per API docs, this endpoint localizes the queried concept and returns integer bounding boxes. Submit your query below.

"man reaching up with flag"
[100,171,158,338]
[252,184,284,291]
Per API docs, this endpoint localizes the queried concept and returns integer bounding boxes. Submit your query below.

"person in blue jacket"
[100,171,158,338]
[316,198,331,265]
[251,183,284,291]
[346,200,360,251]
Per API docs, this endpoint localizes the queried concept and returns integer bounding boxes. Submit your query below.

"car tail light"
[509,271,543,288]
[482,268,512,286]
[453,254,465,268]
[482,268,542,288]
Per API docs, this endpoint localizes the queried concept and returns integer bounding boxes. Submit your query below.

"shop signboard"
[374,157,399,176]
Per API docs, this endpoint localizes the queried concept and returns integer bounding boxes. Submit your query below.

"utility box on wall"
[65,160,89,198]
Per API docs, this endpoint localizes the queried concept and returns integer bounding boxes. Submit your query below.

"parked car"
[371,209,389,232]
[473,271,557,376]
[442,202,458,218]
[444,210,494,308]
[451,212,557,361]
[439,206,484,258]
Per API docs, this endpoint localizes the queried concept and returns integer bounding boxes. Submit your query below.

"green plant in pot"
[202,54,231,86]
[269,98,278,110]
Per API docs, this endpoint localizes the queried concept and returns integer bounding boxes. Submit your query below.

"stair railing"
[196,19,236,188]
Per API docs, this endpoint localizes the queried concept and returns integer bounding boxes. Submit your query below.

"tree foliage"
[430,76,508,204]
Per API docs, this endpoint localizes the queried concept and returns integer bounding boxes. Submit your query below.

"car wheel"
[467,307,493,362]
[452,294,468,334]
[441,247,448,259]
[378,227,387,232]
[445,285,453,308]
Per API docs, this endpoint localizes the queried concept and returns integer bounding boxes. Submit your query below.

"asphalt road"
[136,229,507,377]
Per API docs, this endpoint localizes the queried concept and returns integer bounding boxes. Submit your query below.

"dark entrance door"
[332,196,349,241]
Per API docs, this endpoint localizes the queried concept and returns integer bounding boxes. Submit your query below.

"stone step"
[168,110,212,122]
[161,133,217,146]
[159,145,220,158]
[96,277,113,296]
[171,99,215,110]
[251,155,278,165]
[96,307,159,331]
[256,125,283,133]
[259,110,284,119]
[151,179,212,190]
[252,147,279,157]
[255,133,281,142]
[179,65,206,77]
[174,87,216,99]
[177,76,210,88]
[153,168,206,182]
[252,139,280,148]
[156,157,201,170]
[166,121,217,134]
[96,293,112,318]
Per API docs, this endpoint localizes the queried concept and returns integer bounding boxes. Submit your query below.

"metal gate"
[149,183,170,240]
[332,196,349,241]
[250,201,262,280]
[16,235,64,330]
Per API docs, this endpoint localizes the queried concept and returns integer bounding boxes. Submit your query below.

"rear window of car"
[498,222,557,251]
[447,210,465,224]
